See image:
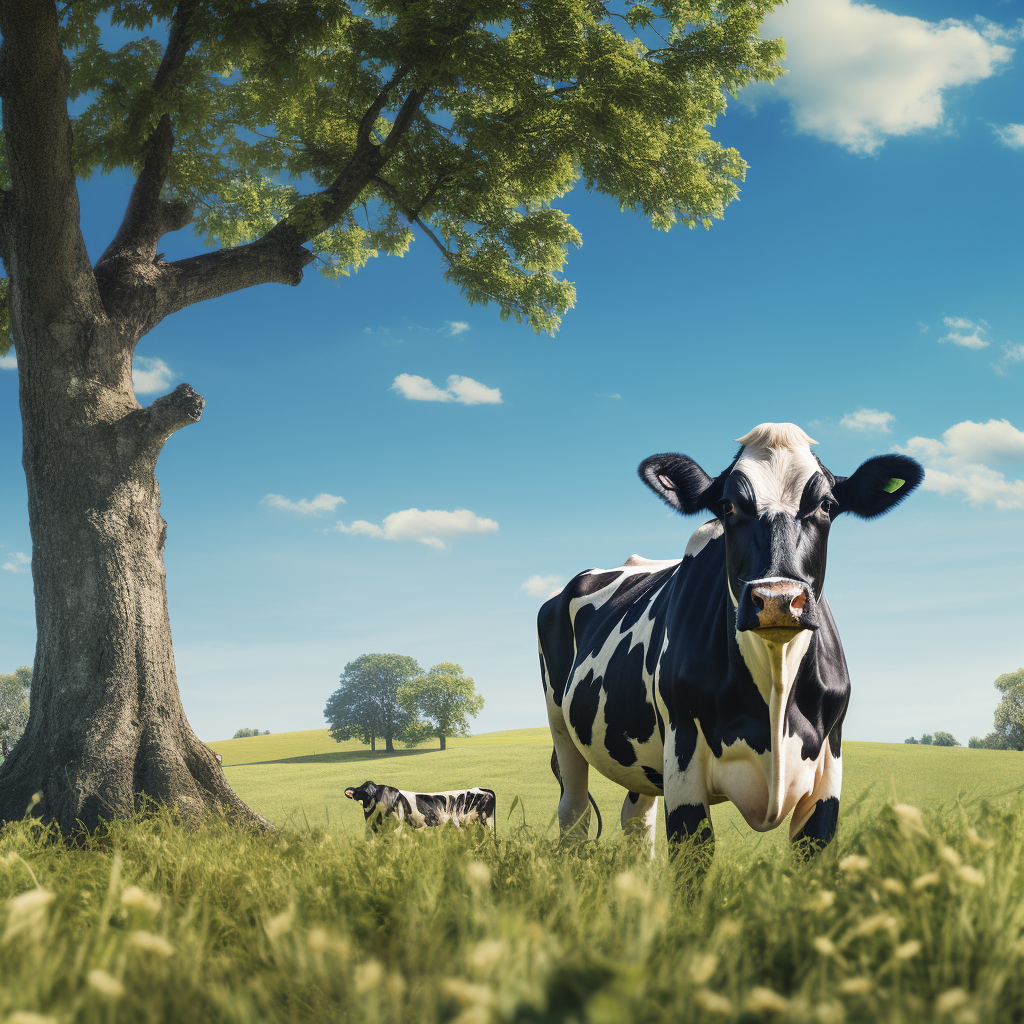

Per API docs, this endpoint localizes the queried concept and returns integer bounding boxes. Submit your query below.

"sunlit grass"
[3,795,1024,1022]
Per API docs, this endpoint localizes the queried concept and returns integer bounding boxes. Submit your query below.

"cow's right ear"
[344,788,355,799]
[639,454,724,515]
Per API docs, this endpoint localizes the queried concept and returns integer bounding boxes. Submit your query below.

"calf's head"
[640,423,923,643]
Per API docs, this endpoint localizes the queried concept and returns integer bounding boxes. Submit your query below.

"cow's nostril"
[751,592,765,611]
[791,592,806,612]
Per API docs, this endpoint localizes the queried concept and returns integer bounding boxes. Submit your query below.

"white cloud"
[994,342,1024,376]
[993,123,1024,149]
[446,321,471,336]
[840,408,895,432]
[596,392,622,400]
[2,552,30,573]
[334,508,499,550]
[132,356,176,394]
[262,493,346,515]
[520,574,565,598]
[939,316,989,349]
[391,373,502,405]
[757,0,1013,154]
[0,352,16,370]
[900,418,1024,510]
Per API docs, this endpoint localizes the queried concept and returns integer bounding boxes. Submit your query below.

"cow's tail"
[550,746,603,841]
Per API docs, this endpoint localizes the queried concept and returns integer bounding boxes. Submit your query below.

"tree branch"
[97,1,198,270]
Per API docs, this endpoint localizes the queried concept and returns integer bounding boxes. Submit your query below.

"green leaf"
[507,795,520,821]
[884,478,905,494]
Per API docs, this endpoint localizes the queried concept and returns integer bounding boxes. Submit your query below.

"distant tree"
[232,728,263,739]
[399,663,485,751]
[919,734,933,746]
[932,731,959,747]
[904,737,918,744]
[993,668,1024,751]
[326,655,421,753]
[0,666,31,757]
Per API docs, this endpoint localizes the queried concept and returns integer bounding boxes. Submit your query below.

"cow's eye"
[720,500,735,518]
[818,498,836,517]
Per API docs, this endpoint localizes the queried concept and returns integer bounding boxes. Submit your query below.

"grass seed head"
[694,989,733,1015]
[354,959,385,994]
[848,913,897,939]
[958,865,985,887]
[265,907,294,940]
[441,977,494,1008]
[967,828,994,850]
[893,804,928,837]
[882,877,906,895]
[838,977,873,996]
[466,861,491,887]
[613,870,649,903]
[839,855,870,874]
[469,939,507,974]
[939,846,962,868]
[87,969,125,999]
[7,1013,59,1024]
[745,986,790,1013]
[815,1000,847,1024]
[911,871,941,891]
[130,930,175,957]
[934,988,969,1014]
[895,940,922,960]
[807,889,836,911]
[121,886,161,914]
[813,936,837,956]
[689,952,718,985]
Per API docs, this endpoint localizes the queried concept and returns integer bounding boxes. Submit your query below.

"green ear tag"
[883,478,904,493]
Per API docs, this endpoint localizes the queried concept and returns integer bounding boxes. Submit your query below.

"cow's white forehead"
[732,422,820,515]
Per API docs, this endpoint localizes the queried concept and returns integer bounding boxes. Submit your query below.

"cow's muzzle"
[736,578,819,641]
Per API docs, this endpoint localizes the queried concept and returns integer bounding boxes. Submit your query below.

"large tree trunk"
[0,312,269,832]
[440,734,446,751]
[385,733,395,753]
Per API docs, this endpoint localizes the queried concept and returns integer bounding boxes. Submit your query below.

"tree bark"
[440,734,446,751]
[0,1,269,834]
[385,734,395,753]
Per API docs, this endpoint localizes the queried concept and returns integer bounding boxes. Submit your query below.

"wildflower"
[689,953,718,985]
[469,940,506,973]
[813,936,837,956]
[895,940,921,960]
[881,878,906,895]
[815,1001,846,1024]
[807,890,836,912]
[958,865,985,887]
[848,913,896,939]
[967,828,994,850]
[893,804,927,836]
[939,846,962,868]
[7,1013,59,1024]
[466,862,491,887]
[745,987,790,1013]
[130,930,174,957]
[838,977,872,996]
[265,908,294,940]
[121,886,161,914]
[694,989,733,1015]
[839,855,870,874]
[87,969,125,998]
[911,871,940,891]
[354,959,385,994]
[934,988,969,1014]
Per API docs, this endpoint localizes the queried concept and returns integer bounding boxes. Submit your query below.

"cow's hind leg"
[550,735,594,838]
[621,791,658,857]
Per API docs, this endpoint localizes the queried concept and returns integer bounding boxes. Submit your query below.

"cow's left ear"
[832,454,924,519]
[344,788,355,799]
[638,453,726,515]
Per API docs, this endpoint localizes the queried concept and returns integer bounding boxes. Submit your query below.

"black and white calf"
[345,781,496,831]
[539,423,923,855]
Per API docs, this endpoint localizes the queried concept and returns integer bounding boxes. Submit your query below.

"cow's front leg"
[621,792,659,857]
[791,796,839,857]
[662,716,712,851]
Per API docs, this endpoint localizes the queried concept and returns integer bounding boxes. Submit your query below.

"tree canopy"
[325,654,421,752]
[0,0,784,346]
[400,662,484,750]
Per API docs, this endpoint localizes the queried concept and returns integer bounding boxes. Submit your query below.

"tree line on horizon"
[324,655,484,753]
[905,668,1024,751]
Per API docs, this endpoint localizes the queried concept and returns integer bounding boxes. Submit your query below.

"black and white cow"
[345,781,496,831]
[539,423,923,855]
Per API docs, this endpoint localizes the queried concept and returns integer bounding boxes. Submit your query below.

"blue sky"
[1,0,1022,745]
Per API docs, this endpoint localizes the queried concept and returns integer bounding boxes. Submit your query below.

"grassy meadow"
[3,729,1024,1023]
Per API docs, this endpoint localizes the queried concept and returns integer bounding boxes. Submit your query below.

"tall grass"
[2,796,1024,1023]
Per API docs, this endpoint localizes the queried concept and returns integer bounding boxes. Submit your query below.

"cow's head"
[639,423,923,643]
[344,781,380,812]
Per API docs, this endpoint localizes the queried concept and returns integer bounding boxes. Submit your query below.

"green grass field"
[209,727,1024,849]
[3,730,1024,1023]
